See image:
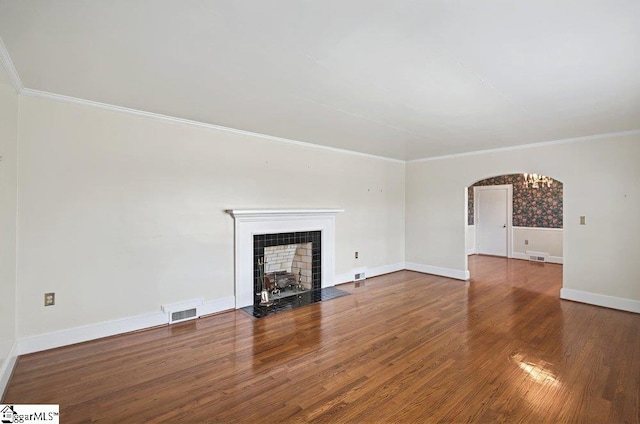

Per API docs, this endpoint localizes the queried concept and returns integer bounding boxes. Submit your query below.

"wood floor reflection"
[4,256,639,422]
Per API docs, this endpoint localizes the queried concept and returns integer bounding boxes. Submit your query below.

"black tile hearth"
[240,287,349,319]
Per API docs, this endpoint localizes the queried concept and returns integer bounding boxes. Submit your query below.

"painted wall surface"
[406,135,640,302]
[512,228,563,257]
[465,225,475,254]
[16,96,405,337]
[0,67,18,363]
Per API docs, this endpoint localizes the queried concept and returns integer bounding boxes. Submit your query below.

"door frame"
[474,184,513,258]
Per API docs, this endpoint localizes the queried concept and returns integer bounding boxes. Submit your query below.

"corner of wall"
[0,341,18,400]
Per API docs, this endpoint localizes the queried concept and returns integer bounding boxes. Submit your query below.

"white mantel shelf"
[227,209,344,219]
[227,208,344,308]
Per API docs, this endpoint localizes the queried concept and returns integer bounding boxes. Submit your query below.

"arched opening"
[465,173,563,276]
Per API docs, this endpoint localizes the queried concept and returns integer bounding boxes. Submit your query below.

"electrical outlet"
[525,240,529,245]
[355,251,359,259]
[44,292,55,306]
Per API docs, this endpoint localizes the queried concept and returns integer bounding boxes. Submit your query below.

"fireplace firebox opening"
[254,231,321,304]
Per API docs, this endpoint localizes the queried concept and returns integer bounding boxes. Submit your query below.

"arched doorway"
[466,173,563,273]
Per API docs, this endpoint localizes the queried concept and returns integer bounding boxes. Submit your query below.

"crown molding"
[16,87,640,165]
[7,60,639,165]
[407,129,640,163]
[0,36,23,93]
[19,88,406,164]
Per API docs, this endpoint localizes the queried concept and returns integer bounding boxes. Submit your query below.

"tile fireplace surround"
[227,209,343,308]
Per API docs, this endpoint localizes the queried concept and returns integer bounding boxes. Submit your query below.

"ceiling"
[1,0,638,161]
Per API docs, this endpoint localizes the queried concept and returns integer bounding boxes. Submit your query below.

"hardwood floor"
[4,256,640,423]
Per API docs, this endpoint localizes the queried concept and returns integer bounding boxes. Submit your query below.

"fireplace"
[254,231,321,302]
[227,209,343,308]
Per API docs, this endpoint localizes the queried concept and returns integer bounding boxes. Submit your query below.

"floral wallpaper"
[468,174,563,228]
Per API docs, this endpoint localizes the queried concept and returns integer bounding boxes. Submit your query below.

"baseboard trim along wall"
[16,296,236,356]
[336,262,470,283]
[335,262,405,285]
[560,288,640,314]
[0,341,18,399]
[334,273,353,284]
[405,262,470,281]
[511,252,563,264]
[199,296,236,316]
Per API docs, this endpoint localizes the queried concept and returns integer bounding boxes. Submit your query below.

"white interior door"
[476,187,508,256]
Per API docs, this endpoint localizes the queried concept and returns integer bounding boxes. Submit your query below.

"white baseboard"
[0,341,18,399]
[334,272,353,285]
[161,298,203,314]
[405,262,469,281]
[16,296,236,356]
[335,263,405,284]
[560,288,640,314]
[512,252,563,264]
[199,296,235,316]
[16,312,168,356]
[369,262,406,278]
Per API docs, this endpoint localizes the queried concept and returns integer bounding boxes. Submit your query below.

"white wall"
[0,66,18,390]
[15,95,405,338]
[406,135,640,309]
[465,225,475,255]
[512,227,562,260]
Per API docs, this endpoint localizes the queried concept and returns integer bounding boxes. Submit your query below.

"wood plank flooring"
[4,256,640,423]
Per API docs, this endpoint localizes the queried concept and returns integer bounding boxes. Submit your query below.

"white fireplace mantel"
[227,208,344,308]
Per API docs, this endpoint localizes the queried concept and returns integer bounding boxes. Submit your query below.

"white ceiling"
[0,0,638,161]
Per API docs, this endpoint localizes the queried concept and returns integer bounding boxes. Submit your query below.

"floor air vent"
[171,308,197,323]
[354,272,366,281]
[162,298,203,325]
[526,251,548,263]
